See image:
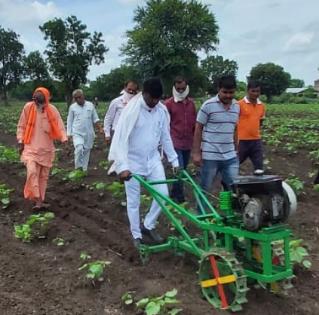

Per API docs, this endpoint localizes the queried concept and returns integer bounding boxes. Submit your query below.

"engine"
[231,175,297,231]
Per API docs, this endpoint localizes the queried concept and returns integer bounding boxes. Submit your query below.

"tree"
[201,55,238,94]
[24,51,50,82]
[90,65,142,101]
[40,15,108,104]
[0,26,24,103]
[121,0,219,92]
[249,63,291,101]
[289,78,305,88]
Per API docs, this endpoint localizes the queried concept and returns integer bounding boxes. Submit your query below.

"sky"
[0,0,318,85]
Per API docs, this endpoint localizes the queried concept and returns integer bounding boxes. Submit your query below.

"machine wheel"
[198,248,248,312]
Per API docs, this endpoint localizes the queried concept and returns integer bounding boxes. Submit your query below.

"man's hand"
[18,143,24,155]
[105,136,111,145]
[119,170,132,181]
[95,123,104,134]
[192,152,202,167]
[172,166,180,176]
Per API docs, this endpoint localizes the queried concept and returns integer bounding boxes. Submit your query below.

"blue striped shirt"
[197,95,239,160]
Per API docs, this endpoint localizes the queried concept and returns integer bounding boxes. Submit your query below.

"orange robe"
[17,102,67,201]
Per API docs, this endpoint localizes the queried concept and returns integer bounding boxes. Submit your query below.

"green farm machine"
[133,170,297,311]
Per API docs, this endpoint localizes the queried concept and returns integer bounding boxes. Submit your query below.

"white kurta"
[103,95,126,137]
[67,101,99,170]
[117,100,178,175]
[119,98,178,239]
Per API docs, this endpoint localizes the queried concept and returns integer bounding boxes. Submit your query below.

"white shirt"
[118,99,178,175]
[67,101,99,147]
[103,95,126,137]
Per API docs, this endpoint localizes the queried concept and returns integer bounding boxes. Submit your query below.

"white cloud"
[284,32,315,52]
[116,0,142,4]
[1,0,319,84]
[0,0,61,27]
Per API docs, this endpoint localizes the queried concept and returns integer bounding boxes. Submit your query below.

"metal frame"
[133,170,293,284]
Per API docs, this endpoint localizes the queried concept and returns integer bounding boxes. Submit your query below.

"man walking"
[104,80,139,144]
[165,76,196,202]
[237,80,266,174]
[17,87,67,210]
[192,75,240,193]
[67,89,101,172]
[109,78,179,248]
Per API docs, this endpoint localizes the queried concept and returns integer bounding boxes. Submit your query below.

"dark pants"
[314,170,319,184]
[239,139,263,170]
[171,149,191,202]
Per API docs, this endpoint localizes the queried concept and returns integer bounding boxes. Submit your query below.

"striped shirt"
[197,95,239,160]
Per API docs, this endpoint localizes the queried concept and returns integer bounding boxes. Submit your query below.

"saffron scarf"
[23,87,63,144]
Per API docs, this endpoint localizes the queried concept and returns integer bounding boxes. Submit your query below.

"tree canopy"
[201,55,238,94]
[0,26,25,103]
[40,15,108,103]
[249,63,291,101]
[121,0,219,92]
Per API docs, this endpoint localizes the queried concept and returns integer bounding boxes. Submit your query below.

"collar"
[244,96,262,104]
[141,97,158,112]
[214,95,237,107]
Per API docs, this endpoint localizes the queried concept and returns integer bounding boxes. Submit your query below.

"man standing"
[109,78,179,248]
[104,80,139,144]
[237,80,266,174]
[165,76,196,202]
[67,89,101,172]
[192,75,240,193]
[17,87,67,210]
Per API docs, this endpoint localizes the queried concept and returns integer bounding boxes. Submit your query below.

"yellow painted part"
[201,279,217,287]
[201,275,236,288]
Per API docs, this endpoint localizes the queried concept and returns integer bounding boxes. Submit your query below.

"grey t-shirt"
[197,95,239,161]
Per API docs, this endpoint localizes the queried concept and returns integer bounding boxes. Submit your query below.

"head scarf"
[23,87,63,144]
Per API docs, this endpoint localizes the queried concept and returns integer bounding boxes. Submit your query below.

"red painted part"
[209,255,229,309]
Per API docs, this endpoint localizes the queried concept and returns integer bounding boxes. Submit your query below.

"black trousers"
[239,139,263,170]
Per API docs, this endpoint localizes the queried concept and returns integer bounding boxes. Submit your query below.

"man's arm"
[192,101,208,167]
[66,106,74,137]
[234,125,238,152]
[103,100,117,139]
[160,113,179,168]
[192,122,203,166]
[17,104,28,154]
[92,106,103,134]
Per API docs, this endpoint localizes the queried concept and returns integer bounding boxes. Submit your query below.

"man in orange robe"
[17,87,67,210]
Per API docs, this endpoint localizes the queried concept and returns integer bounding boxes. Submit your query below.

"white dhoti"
[73,134,92,171]
[124,163,168,239]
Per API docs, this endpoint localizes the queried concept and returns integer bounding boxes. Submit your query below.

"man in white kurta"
[103,80,139,144]
[109,78,178,248]
[67,89,100,171]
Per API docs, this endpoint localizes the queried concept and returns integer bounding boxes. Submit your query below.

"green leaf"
[164,297,179,304]
[145,301,161,315]
[168,308,183,315]
[80,252,91,260]
[136,298,150,308]
[125,298,133,305]
[88,263,104,278]
[165,289,178,298]
[1,198,10,205]
[296,247,308,257]
[302,260,312,269]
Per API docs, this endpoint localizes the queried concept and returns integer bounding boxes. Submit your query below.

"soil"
[0,131,318,315]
